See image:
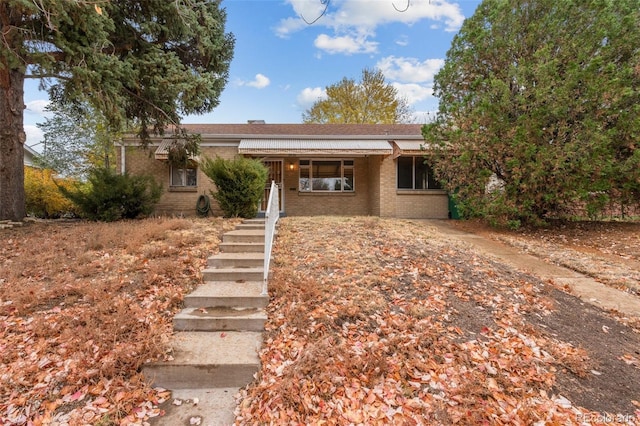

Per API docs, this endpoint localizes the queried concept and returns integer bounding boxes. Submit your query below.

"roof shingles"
[175,123,424,138]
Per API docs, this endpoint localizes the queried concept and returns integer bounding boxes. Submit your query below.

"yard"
[1,217,639,425]
[237,217,640,425]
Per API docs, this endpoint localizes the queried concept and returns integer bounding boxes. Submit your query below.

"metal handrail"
[262,180,279,295]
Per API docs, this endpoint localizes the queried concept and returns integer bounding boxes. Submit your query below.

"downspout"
[120,144,126,174]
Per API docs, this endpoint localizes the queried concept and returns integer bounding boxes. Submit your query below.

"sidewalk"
[422,220,640,318]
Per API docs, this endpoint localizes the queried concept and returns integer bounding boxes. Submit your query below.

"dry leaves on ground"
[0,217,238,426]
[235,217,640,425]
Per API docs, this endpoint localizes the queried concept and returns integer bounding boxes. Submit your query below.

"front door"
[260,159,283,213]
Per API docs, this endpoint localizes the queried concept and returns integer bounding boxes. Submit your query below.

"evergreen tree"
[201,156,268,218]
[0,0,234,220]
[425,0,640,225]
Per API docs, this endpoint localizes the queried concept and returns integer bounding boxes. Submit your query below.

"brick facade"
[116,143,238,217]
[282,157,371,216]
[117,124,450,219]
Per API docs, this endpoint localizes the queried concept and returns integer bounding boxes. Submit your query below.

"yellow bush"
[24,167,79,218]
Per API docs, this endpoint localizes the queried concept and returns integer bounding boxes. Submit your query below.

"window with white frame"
[397,156,442,190]
[299,159,354,192]
[171,164,197,187]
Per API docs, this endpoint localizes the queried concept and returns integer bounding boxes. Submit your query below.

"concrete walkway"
[422,220,640,318]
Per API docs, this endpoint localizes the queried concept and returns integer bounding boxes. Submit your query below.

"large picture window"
[171,164,197,187]
[299,159,354,192]
[397,156,441,190]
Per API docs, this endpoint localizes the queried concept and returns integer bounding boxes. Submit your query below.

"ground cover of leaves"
[0,217,239,425]
[235,217,640,425]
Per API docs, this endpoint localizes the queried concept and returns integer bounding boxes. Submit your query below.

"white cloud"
[277,0,465,38]
[24,125,44,151]
[25,99,51,116]
[411,109,439,124]
[297,87,327,108]
[238,74,271,89]
[395,35,409,47]
[393,82,434,105]
[376,56,444,84]
[275,17,307,38]
[314,33,378,55]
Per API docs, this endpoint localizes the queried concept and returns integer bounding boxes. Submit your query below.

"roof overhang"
[238,139,394,156]
[392,140,429,159]
[154,139,199,162]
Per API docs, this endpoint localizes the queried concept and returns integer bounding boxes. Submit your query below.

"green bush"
[201,156,268,218]
[60,168,162,221]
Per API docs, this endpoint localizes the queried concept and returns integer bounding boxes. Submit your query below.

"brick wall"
[367,156,381,216]
[283,157,372,216]
[395,191,449,219]
[379,156,449,219]
[118,143,238,217]
[116,143,450,219]
[379,156,397,217]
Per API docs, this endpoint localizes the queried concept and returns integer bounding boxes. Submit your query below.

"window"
[299,159,354,192]
[171,164,197,187]
[397,156,441,190]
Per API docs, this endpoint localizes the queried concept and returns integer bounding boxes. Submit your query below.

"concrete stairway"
[144,219,269,425]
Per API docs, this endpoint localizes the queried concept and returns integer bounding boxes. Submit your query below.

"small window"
[171,164,197,187]
[397,156,441,190]
[299,159,354,192]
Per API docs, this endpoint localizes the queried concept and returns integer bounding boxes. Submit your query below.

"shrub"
[201,156,268,218]
[60,168,162,221]
[24,167,79,218]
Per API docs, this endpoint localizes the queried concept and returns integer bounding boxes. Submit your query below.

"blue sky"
[23,0,481,150]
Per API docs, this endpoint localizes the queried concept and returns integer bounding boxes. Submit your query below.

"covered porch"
[238,139,393,217]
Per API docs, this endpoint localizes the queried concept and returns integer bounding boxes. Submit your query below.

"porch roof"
[154,139,199,161]
[238,139,394,155]
[392,140,429,158]
[154,140,172,160]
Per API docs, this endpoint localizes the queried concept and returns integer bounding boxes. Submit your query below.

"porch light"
[288,162,295,171]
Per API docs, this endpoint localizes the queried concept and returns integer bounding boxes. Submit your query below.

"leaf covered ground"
[1,216,639,425]
[0,218,238,425]
[235,217,640,425]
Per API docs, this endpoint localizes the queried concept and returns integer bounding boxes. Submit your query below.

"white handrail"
[262,180,279,295]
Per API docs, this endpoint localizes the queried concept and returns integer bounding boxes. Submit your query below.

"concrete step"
[223,230,265,244]
[148,388,238,426]
[235,223,264,230]
[208,252,264,268]
[202,267,263,282]
[242,218,265,224]
[174,307,267,332]
[219,242,264,253]
[184,281,268,309]
[143,331,262,389]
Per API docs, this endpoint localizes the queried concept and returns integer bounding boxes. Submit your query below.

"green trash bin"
[448,193,460,220]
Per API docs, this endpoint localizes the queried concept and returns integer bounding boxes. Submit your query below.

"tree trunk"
[0,64,26,221]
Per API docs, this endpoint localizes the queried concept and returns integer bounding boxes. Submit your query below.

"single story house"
[116,122,450,219]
